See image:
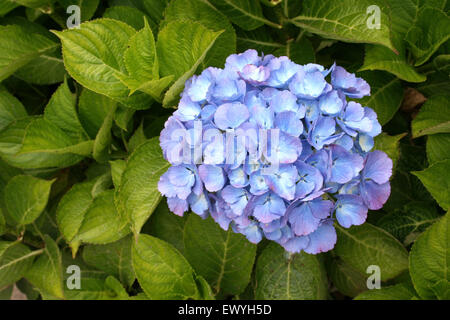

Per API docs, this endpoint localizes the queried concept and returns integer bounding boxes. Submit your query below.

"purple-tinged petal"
[363,151,393,184]
[282,236,310,253]
[331,66,370,98]
[303,220,337,254]
[167,197,188,216]
[360,180,391,210]
[295,161,324,199]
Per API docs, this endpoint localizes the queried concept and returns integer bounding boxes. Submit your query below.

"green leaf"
[56,174,119,253]
[53,19,152,110]
[328,258,367,297]
[25,235,64,299]
[376,202,440,245]
[374,132,407,169]
[115,18,173,101]
[236,27,283,53]
[58,0,99,21]
[405,7,450,66]
[0,24,58,82]
[358,71,404,125]
[157,21,223,108]
[0,1,19,17]
[14,49,65,85]
[122,19,158,84]
[255,243,328,299]
[82,236,135,288]
[163,0,237,69]
[93,103,118,163]
[132,234,199,300]
[20,118,93,156]
[43,80,86,141]
[208,0,281,30]
[78,89,117,139]
[130,0,169,27]
[0,85,27,132]
[0,241,39,288]
[0,208,5,236]
[110,159,126,189]
[72,190,129,246]
[184,214,256,296]
[274,38,315,65]
[0,285,13,300]
[103,6,150,31]
[427,133,450,165]
[412,95,450,138]
[195,275,216,300]
[115,138,169,236]
[334,223,409,281]
[354,282,417,300]
[360,43,426,83]
[11,0,53,9]
[0,118,86,170]
[412,159,450,211]
[410,213,449,300]
[4,175,54,226]
[128,122,147,153]
[290,0,395,51]
[144,201,187,254]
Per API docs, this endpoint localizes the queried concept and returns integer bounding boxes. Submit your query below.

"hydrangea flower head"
[158,49,392,254]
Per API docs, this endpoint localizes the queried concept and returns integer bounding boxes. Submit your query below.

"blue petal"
[264,164,298,200]
[225,49,260,72]
[308,116,337,150]
[188,192,209,217]
[319,90,344,115]
[214,102,249,130]
[249,170,269,195]
[330,145,364,184]
[270,90,298,113]
[174,95,201,121]
[198,164,225,192]
[249,105,274,129]
[335,194,368,228]
[252,192,286,223]
[266,56,301,88]
[265,131,302,164]
[289,69,328,99]
[228,166,249,188]
[274,111,303,137]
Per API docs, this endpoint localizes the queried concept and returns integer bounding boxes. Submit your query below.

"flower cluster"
[158,50,392,254]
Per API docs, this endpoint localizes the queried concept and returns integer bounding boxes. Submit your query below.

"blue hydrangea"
[158,49,392,254]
